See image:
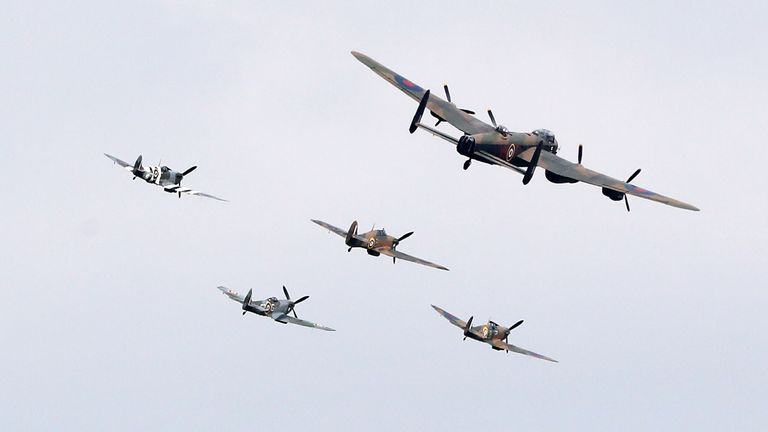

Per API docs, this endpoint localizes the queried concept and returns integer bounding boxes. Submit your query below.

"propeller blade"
[182,165,197,176]
[626,168,641,183]
[410,89,430,134]
[487,109,497,128]
[132,155,144,176]
[623,169,641,212]
[578,144,583,164]
[282,285,290,300]
[242,289,253,311]
[294,295,309,304]
[292,309,298,319]
[396,231,414,243]
[508,319,524,331]
[463,316,473,340]
[522,142,543,185]
[443,84,451,102]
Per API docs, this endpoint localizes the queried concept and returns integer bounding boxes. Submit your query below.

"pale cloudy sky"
[1,1,766,430]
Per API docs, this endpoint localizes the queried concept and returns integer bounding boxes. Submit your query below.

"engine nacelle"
[602,187,625,201]
[545,170,578,184]
[456,135,476,157]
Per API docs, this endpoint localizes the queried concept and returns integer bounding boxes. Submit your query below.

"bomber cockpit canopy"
[532,129,555,141]
[268,296,278,303]
[376,229,386,236]
[495,125,509,136]
[161,166,170,172]
[532,129,558,152]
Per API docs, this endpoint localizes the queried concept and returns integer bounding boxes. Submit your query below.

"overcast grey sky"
[1,1,767,430]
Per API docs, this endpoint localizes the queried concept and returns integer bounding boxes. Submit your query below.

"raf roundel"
[394,74,423,93]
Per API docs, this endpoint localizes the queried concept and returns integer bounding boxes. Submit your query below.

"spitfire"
[104,153,227,201]
[352,51,699,212]
[432,305,557,362]
[217,285,335,331]
[311,219,449,271]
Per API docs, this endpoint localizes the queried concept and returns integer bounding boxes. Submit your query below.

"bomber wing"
[352,51,495,136]
[273,314,335,331]
[517,148,699,211]
[413,125,527,175]
[104,153,133,171]
[378,248,449,271]
[490,338,558,363]
[431,305,467,329]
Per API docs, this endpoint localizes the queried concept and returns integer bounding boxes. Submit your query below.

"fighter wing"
[517,148,699,211]
[277,315,335,331]
[162,185,228,202]
[217,286,245,303]
[490,339,558,363]
[311,219,350,239]
[431,305,467,329]
[352,51,496,136]
[377,248,449,271]
[104,153,133,171]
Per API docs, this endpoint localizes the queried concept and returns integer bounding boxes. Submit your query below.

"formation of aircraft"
[104,50,702,358]
[311,219,449,271]
[351,51,699,212]
[217,285,335,331]
[431,305,557,362]
[104,153,227,201]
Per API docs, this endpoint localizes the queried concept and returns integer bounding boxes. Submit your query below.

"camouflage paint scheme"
[311,219,449,271]
[104,153,227,201]
[432,305,557,362]
[217,286,335,331]
[351,51,699,212]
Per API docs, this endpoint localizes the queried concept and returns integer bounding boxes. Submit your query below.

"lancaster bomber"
[352,51,698,212]
[312,219,449,271]
[104,153,227,201]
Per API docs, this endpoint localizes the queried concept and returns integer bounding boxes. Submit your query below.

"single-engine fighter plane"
[104,153,227,201]
[432,305,557,362]
[311,219,449,271]
[352,51,699,212]
[217,285,335,331]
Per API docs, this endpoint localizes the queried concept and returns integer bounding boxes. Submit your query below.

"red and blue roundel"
[394,74,423,93]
